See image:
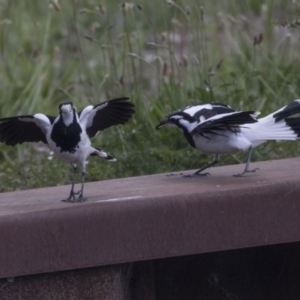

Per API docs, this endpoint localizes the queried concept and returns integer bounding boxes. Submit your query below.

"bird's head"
[155,110,198,133]
[58,102,77,126]
[155,115,182,130]
[59,102,76,115]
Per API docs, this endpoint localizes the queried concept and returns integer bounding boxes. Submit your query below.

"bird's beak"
[155,119,171,130]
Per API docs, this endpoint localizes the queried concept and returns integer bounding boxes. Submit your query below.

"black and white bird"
[0,97,135,202]
[156,100,300,176]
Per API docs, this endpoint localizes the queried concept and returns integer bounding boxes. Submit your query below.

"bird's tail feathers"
[248,100,300,141]
[284,118,300,138]
[272,99,300,122]
[90,147,116,161]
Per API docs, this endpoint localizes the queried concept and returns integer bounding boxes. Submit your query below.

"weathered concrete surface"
[0,265,129,300]
[0,158,300,279]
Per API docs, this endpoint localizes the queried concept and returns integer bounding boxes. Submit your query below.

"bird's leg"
[72,161,87,202]
[184,154,220,177]
[233,146,259,177]
[63,165,79,202]
[75,171,87,202]
[62,164,80,203]
[62,164,87,203]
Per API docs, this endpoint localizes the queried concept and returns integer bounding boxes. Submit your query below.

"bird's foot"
[75,194,87,202]
[233,168,260,177]
[62,191,87,203]
[183,172,211,178]
[62,197,75,203]
[166,173,184,177]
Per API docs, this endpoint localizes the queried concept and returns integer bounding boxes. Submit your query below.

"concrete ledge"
[1,158,300,279]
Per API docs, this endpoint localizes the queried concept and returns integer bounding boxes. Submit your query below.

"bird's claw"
[76,195,87,202]
[62,191,87,203]
[183,172,211,178]
[166,173,184,177]
[233,168,260,177]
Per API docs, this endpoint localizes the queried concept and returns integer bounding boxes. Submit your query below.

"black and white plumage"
[156,100,300,176]
[0,97,135,202]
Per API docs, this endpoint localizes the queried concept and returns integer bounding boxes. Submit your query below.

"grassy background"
[0,0,300,192]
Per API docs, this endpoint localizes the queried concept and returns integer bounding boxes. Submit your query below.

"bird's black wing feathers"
[273,100,300,122]
[191,111,258,135]
[81,97,135,138]
[284,117,300,137]
[0,115,55,146]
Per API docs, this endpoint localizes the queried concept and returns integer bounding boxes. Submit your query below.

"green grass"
[0,0,300,192]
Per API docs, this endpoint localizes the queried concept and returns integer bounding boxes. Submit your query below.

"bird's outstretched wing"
[0,114,55,146]
[79,97,135,138]
[191,111,259,136]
